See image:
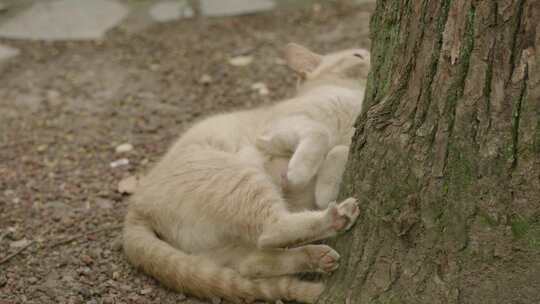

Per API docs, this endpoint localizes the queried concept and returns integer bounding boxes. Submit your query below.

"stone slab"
[0,0,128,40]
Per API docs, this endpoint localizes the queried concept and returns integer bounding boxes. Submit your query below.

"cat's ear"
[284,43,323,78]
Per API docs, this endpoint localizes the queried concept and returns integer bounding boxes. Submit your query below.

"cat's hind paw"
[304,244,340,273]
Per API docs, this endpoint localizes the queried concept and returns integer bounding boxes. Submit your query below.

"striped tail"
[123,211,324,303]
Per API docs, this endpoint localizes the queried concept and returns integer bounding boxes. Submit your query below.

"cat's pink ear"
[284,43,322,77]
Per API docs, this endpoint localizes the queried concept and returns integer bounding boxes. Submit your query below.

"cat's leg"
[207,245,340,278]
[257,197,360,249]
[238,245,340,277]
[257,116,331,187]
[315,145,349,209]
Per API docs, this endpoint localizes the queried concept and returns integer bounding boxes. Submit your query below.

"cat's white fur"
[123,43,370,303]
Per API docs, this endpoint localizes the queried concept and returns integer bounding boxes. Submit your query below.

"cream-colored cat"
[123,43,369,303]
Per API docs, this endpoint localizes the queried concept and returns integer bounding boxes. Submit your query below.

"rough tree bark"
[319,1,539,303]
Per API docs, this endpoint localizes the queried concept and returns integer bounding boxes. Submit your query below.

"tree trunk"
[319,1,540,303]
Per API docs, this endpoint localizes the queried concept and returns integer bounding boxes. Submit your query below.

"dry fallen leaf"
[118,175,138,194]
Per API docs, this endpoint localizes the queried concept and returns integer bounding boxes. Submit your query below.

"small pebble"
[46,90,62,106]
[199,74,213,85]
[81,254,94,265]
[95,199,114,209]
[115,143,133,153]
[110,158,129,168]
[251,82,269,96]
[28,277,39,284]
[228,55,253,66]
[37,144,48,152]
[103,296,115,304]
[274,58,286,65]
[111,237,123,251]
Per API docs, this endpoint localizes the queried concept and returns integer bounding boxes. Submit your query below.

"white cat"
[123,43,369,303]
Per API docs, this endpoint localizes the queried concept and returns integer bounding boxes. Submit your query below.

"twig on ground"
[0,224,122,266]
[0,240,35,265]
[0,225,56,266]
[49,224,123,248]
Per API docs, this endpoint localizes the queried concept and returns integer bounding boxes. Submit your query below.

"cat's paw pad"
[328,198,360,232]
[305,245,340,273]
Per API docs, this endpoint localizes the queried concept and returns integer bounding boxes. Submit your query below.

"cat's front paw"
[315,145,349,209]
[327,198,360,232]
[287,165,316,188]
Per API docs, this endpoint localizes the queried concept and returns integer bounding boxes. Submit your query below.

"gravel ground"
[0,2,373,303]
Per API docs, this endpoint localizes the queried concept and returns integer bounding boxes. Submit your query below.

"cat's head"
[284,43,370,80]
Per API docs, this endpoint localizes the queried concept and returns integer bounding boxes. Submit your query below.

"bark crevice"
[511,69,528,169]
[439,3,476,177]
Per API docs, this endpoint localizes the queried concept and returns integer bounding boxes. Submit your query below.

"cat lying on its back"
[123,43,370,303]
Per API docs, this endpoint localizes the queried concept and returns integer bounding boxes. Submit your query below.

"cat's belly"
[168,219,228,254]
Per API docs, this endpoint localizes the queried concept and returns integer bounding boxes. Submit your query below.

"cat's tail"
[123,211,324,303]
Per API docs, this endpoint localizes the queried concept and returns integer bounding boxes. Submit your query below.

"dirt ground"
[0,3,373,303]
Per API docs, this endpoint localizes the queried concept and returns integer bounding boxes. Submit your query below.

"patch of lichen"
[372,294,404,304]
[444,143,476,201]
[364,0,406,110]
[510,215,540,250]
[477,211,498,227]
[368,143,421,217]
